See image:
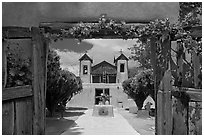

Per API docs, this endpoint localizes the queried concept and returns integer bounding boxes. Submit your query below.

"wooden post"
[31,27,48,134]
[172,39,188,135]
[192,41,201,89]
[176,40,184,87]
[2,39,7,88]
[161,69,173,134]
[149,37,158,134]
[155,33,173,135]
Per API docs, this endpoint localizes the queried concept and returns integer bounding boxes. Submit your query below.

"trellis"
[40,15,202,134]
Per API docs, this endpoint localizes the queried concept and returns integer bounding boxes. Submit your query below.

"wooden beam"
[172,88,202,102]
[2,39,7,88]
[2,27,31,39]
[2,86,33,101]
[39,21,148,28]
[39,22,147,39]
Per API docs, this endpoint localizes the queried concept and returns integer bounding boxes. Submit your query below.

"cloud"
[50,39,93,53]
[84,39,139,67]
[53,39,140,76]
[55,49,81,76]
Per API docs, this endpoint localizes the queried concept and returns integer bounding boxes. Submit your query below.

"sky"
[50,39,140,76]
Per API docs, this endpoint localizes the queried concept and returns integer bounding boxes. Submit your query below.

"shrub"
[122,69,154,110]
[46,49,82,116]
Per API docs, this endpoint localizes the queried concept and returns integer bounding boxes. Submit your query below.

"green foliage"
[128,67,144,78]
[128,39,152,69]
[6,45,32,87]
[46,49,61,92]
[179,2,202,27]
[46,49,83,115]
[44,14,172,41]
[122,69,154,109]
[127,2,202,90]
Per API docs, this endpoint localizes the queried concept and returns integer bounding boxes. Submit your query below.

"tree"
[179,2,202,27]
[46,49,82,116]
[128,2,202,88]
[128,39,152,70]
[128,66,146,78]
[122,69,154,110]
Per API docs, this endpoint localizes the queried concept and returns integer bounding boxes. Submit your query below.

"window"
[83,65,88,74]
[120,63,125,72]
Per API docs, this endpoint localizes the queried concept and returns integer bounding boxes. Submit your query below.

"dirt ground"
[118,108,155,135]
[45,107,87,135]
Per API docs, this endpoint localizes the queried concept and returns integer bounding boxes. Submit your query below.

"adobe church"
[68,52,133,108]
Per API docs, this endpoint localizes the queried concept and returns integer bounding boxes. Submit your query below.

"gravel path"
[118,108,155,135]
[61,108,140,135]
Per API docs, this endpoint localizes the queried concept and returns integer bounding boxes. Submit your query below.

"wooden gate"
[154,26,202,135]
[2,27,48,134]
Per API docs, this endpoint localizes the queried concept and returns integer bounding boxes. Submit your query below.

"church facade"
[79,53,128,84]
[68,52,134,108]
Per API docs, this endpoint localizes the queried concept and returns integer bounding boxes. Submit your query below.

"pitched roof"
[114,53,129,63]
[91,60,117,75]
[79,53,93,63]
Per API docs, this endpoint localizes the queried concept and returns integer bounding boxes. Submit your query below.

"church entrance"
[95,88,110,105]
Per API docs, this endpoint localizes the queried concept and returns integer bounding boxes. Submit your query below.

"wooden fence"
[156,26,202,135]
[2,27,48,134]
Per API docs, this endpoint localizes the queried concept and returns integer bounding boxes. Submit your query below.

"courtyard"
[46,106,155,135]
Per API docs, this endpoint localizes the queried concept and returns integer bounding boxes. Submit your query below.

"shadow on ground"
[58,111,85,117]
[45,107,87,135]
[61,123,84,135]
[67,107,88,111]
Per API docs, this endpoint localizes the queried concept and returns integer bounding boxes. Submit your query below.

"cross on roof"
[119,49,123,54]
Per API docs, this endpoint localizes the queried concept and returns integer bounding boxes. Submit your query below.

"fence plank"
[172,97,188,134]
[176,40,184,87]
[2,86,33,101]
[157,90,164,134]
[192,48,201,89]
[164,91,172,134]
[2,101,15,135]
[162,69,173,134]
[31,27,48,134]
[15,97,33,134]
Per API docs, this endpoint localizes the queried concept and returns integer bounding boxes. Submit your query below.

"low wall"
[67,83,135,108]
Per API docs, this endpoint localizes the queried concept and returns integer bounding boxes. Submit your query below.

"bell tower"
[79,53,93,83]
[114,50,128,83]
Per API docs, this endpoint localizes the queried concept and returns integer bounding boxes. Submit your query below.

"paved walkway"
[61,108,140,135]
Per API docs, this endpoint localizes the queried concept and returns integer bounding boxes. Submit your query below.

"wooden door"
[2,27,48,134]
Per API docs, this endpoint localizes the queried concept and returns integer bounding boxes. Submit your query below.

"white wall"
[116,60,128,83]
[67,83,133,108]
[80,60,91,83]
